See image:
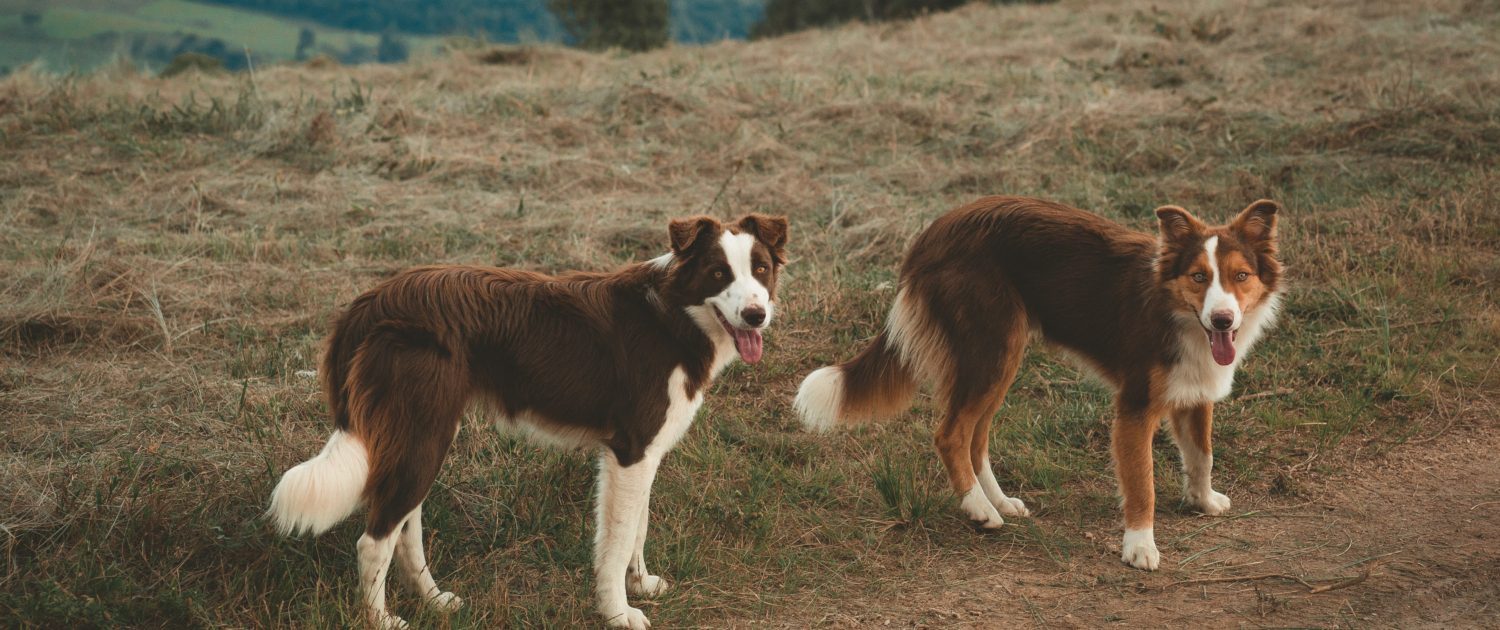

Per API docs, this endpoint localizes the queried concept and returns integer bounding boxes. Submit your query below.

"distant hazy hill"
[0,0,766,74]
[194,0,767,43]
[0,0,1009,74]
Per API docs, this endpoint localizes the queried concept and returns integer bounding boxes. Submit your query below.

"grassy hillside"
[1,0,1497,627]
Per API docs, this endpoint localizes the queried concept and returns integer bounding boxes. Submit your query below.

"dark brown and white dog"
[268,214,788,628]
[795,196,1282,570]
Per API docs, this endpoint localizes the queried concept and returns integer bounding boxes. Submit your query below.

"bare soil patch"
[753,425,1500,628]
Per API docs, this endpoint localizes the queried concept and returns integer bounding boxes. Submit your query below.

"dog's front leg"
[627,481,669,598]
[595,449,661,629]
[1113,397,1163,570]
[1169,403,1232,515]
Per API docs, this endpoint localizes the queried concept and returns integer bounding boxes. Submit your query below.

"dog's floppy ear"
[736,214,789,264]
[1155,205,1205,243]
[1230,199,1280,250]
[668,215,722,255]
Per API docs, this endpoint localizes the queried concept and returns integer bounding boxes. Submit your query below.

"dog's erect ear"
[668,216,722,255]
[736,214,789,264]
[1155,205,1205,243]
[1230,199,1280,247]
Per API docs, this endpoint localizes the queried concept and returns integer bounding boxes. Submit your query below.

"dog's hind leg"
[929,285,1030,529]
[348,323,469,627]
[395,504,463,611]
[1168,403,1230,515]
[938,399,1003,529]
[970,332,1030,519]
[357,531,405,629]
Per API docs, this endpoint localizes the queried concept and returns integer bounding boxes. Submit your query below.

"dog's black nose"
[741,306,766,327]
[1210,310,1234,331]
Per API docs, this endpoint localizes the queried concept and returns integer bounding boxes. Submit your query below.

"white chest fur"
[686,303,743,379]
[1163,293,1281,406]
[647,367,705,458]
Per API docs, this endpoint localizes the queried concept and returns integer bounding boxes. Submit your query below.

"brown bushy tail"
[797,288,949,432]
[795,328,922,432]
[266,298,376,537]
[321,293,376,432]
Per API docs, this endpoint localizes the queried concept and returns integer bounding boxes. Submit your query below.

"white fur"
[1163,292,1281,405]
[685,302,744,376]
[358,531,406,629]
[595,367,702,629]
[976,456,1029,517]
[1199,237,1242,330]
[627,482,668,599]
[1170,427,1232,516]
[793,366,845,433]
[959,484,1005,529]
[267,431,369,536]
[1191,488,1232,516]
[395,505,463,611]
[705,231,772,330]
[594,451,655,630]
[646,252,674,270]
[357,505,464,626]
[494,409,600,450]
[1121,527,1160,570]
[885,287,947,384]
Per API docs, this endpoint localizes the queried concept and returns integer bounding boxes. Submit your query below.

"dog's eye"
[1235,272,1250,282]
[1191,272,1208,283]
[754,265,768,274]
[712,270,724,280]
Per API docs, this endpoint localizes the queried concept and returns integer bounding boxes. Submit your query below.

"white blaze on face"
[700,231,772,365]
[1198,236,1245,368]
[1199,236,1242,330]
[708,231,773,328]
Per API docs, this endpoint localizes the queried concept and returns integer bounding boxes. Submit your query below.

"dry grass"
[1,0,1498,627]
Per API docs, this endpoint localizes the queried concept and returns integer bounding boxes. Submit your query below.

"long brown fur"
[322,215,787,537]
[800,195,1282,556]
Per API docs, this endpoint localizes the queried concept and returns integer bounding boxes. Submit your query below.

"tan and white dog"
[797,196,1283,570]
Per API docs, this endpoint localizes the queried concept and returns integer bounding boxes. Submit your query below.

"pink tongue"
[1209,331,1235,366]
[732,328,763,364]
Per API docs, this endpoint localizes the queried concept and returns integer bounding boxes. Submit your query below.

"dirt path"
[762,427,1500,628]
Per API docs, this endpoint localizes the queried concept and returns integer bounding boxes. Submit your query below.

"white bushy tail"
[267,431,369,536]
[794,366,847,432]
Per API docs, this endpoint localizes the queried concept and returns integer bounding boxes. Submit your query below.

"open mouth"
[714,307,764,364]
[1205,328,1238,366]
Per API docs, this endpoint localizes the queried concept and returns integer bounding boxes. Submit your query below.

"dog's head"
[658,214,789,364]
[1155,200,1283,366]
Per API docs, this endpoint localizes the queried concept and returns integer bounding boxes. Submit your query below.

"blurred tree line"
[192,0,1052,55]
[200,0,565,42]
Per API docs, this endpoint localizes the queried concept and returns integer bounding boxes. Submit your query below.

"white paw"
[1189,489,1232,516]
[370,611,409,630]
[628,574,670,598]
[602,606,652,629]
[427,591,463,612]
[995,496,1030,518]
[1121,528,1160,571]
[960,486,1005,529]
